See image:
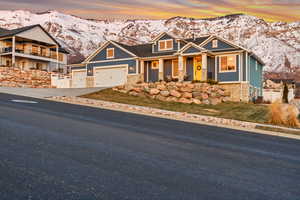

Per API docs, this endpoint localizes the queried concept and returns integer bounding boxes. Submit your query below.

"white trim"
[200,35,250,52]
[246,52,248,82]
[88,57,135,64]
[178,42,206,54]
[215,56,218,81]
[218,54,238,73]
[140,55,177,60]
[84,40,137,63]
[106,48,115,59]
[136,59,139,74]
[158,39,173,51]
[212,39,218,48]
[211,50,244,55]
[218,81,247,84]
[239,53,242,82]
[152,32,175,43]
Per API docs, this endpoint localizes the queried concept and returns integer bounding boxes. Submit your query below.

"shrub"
[269,101,299,128]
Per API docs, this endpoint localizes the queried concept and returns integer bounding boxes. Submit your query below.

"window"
[106,48,114,59]
[220,55,236,72]
[212,39,218,48]
[172,59,179,77]
[32,45,39,55]
[58,53,64,62]
[151,61,159,69]
[158,39,173,51]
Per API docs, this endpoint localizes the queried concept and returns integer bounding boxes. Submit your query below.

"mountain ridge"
[0,10,299,71]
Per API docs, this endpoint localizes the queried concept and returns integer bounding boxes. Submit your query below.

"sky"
[0,0,299,22]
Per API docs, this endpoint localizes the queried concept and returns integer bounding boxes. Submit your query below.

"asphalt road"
[0,93,299,200]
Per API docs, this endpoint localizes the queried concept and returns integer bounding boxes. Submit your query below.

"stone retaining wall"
[114,81,232,105]
[0,67,53,88]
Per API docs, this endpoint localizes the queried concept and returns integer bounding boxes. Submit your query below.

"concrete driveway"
[0,87,105,98]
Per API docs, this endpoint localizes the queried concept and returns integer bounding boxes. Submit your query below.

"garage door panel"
[94,67,127,87]
[72,71,86,88]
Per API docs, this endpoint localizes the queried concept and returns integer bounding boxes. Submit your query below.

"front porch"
[141,53,215,83]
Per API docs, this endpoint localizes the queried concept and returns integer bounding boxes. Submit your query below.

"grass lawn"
[82,89,269,124]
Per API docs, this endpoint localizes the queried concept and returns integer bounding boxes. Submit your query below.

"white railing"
[51,74,71,88]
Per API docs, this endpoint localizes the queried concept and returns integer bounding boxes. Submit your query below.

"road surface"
[0,93,299,200]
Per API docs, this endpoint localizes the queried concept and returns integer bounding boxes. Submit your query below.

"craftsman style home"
[71,32,264,101]
[0,24,68,72]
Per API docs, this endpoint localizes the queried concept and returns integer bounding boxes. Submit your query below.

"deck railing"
[0,47,58,60]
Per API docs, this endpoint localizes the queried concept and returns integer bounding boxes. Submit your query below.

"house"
[0,24,68,72]
[70,32,264,101]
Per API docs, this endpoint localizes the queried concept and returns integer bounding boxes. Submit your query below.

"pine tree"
[282,83,289,103]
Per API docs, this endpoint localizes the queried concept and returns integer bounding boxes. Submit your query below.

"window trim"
[212,39,218,48]
[172,59,179,78]
[158,39,173,51]
[106,48,115,59]
[219,54,237,73]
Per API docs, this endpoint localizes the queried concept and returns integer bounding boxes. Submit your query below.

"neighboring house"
[70,32,264,101]
[0,24,68,72]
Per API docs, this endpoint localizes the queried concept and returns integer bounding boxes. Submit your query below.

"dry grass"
[269,101,300,128]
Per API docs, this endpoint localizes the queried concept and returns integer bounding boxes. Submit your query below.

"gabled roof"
[185,36,211,45]
[0,24,61,47]
[151,32,177,43]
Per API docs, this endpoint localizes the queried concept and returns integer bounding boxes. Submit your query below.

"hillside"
[0,10,299,72]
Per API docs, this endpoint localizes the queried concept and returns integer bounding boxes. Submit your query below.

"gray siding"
[86,59,136,76]
[182,46,201,54]
[90,43,134,62]
[203,39,240,51]
[217,55,240,82]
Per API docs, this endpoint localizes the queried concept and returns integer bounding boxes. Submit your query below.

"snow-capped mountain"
[0,10,299,72]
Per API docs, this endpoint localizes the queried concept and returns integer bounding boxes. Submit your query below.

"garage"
[94,66,127,87]
[72,70,87,88]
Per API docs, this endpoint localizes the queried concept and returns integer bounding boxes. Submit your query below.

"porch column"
[12,36,15,67]
[158,58,164,81]
[178,55,184,81]
[140,60,145,81]
[202,53,208,81]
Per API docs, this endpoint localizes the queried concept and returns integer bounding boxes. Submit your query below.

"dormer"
[152,32,178,53]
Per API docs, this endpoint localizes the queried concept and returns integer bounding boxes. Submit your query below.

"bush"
[269,101,299,128]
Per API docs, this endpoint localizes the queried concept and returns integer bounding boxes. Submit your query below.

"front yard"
[82,88,269,124]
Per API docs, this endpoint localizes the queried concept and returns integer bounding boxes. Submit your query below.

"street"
[0,93,299,200]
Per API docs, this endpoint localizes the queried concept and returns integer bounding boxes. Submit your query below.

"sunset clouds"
[0,0,299,22]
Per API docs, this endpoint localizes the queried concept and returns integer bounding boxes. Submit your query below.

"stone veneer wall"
[0,67,53,88]
[219,83,250,102]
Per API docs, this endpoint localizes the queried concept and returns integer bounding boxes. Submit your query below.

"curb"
[49,96,300,140]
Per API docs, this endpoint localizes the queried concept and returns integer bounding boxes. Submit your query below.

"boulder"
[192,91,202,98]
[156,84,166,91]
[166,96,178,102]
[202,99,210,105]
[149,88,160,95]
[210,98,222,105]
[178,98,193,104]
[170,90,181,98]
[156,95,167,102]
[179,87,193,93]
[160,90,170,97]
[201,93,209,100]
[131,87,142,93]
[192,99,202,105]
[129,91,139,97]
[182,92,192,99]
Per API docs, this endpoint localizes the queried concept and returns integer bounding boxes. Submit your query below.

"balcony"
[0,47,59,60]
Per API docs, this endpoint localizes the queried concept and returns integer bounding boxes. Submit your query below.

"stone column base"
[86,76,94,88]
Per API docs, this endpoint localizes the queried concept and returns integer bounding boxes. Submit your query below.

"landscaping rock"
[182,92,192,99]
[149,88,160,95]
[170,90,181,98]
[129,91,139,97]
[192,99,201,105]
[179,98,193,104]
[210,98,222,105]
[160,90,170,97]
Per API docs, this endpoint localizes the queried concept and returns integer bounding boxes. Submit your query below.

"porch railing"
[0,47,59,60]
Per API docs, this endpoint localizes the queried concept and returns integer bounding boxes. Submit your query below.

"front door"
[193,56,202,81]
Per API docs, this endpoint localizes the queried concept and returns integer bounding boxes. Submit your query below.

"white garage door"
[94,66,127,87]
[72,70,87,88]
